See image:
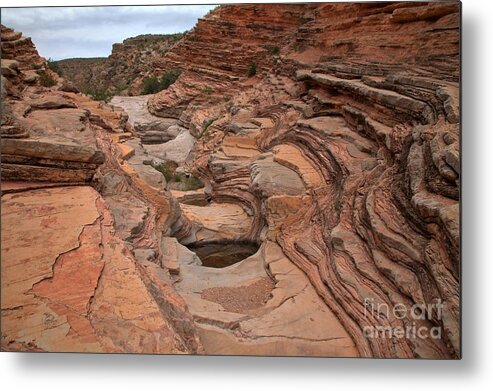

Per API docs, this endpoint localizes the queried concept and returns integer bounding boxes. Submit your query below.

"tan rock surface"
[163,2,459,358]
[1,2,460,358]
[1,186,200,353]
[172,240,358,357]
[272,144,324,188]
[1,26,201,354]
[178,202,253,244]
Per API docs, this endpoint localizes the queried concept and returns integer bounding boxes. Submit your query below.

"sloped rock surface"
[157,2,460,359]
[1,2,460,359]
[0,187,195,353]
[173,240,357,357]
[111,96,178,142]
[1,26,202,354]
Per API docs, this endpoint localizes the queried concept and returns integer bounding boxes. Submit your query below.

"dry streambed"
[110,95,358,357]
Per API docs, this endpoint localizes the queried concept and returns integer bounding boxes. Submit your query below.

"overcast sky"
[1,5,216,60]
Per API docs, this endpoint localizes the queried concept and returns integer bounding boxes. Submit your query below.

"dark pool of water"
[187,241,260,268]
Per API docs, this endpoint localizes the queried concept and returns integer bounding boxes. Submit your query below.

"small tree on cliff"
[247,62,257,77]
[160,69,181,89]
[47,58,62,76]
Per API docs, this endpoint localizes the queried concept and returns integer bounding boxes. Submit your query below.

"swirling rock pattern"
[1,2,460,358]
[153,2,460,358]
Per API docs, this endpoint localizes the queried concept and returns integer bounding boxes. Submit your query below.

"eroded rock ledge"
[143,1,459,358]
[1,25,201,354]
[1,1,460,358]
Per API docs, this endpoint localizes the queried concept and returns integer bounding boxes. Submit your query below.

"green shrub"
[290,43,302,52]
[85,87,111,101]
[116,82,129,93]
[47,58,62,76]
[202,86,214,95]
[160,69,181,90]
[39,72,56,87]
[198,117,218,139]
[142,76,161,94]
[247,62,257,77]
[173,173,204,191]
[203,118,216,131]
[141,69,181,95]
[152,160,204,190]
[267,45,280,55]
[91,91,111,101]
[152,160,179,182]
[181,176,204,191]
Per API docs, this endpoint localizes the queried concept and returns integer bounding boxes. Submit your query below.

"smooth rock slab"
[27,93,76,110]
[250,153,305,197]
[143,128,196,164]
[273,144,323,188]
[26,108,90,134]
[110,95,177,137]
[1,138,103,164]
[104,193,148,241]
[1,186,194,353]
[179,202,252,244]
[124,139,166,191]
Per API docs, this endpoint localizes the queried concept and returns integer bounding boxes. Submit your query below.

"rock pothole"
[186,241,260,268]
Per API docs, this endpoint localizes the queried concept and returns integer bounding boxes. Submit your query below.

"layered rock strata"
[1,26,201,354]
[142,2,460,359]
[1,1,460,359]
[56,33,183,96]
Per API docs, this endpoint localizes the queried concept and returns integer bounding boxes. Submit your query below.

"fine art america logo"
[363,298,444,340]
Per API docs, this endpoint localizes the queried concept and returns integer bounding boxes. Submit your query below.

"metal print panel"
[0,1,460,358]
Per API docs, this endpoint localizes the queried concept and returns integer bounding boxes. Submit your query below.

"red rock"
[163,2,459,358]
[1,186,200,353]
[55,33,183,96]
[1,2,460,358]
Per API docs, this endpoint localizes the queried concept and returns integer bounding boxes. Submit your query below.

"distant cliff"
[55,33,183,98]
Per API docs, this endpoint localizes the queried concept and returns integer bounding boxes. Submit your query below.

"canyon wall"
[55,33,183,97]
[1,1,460,358]
[142,1,460,358]
[1,24,202,354]
[53,57,106,94]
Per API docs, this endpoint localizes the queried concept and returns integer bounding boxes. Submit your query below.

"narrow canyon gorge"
[1,2,460,358]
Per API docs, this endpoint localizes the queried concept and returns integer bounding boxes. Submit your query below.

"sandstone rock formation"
[1,25,201,354]
[1,186,197,353]
[143,1,460,358]
[55,33,183,97]
[1,25,102,184]
[1,1,460,359]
